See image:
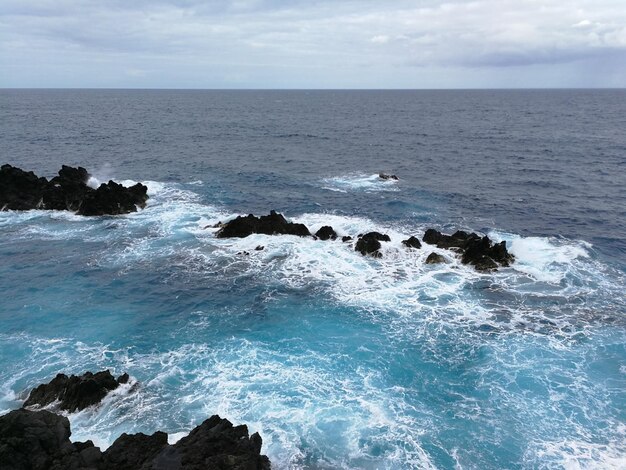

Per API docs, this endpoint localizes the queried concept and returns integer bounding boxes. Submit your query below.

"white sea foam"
[321,173,399,192]
[531,439,626,470]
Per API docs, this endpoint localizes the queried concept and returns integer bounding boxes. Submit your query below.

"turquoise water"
[1,90,625,468]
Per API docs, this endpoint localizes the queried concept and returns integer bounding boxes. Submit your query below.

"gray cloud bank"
[1,0,626,88]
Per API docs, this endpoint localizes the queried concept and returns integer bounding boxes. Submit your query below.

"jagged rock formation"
[0,164,148,216]
[355,232,391,258]
[0,409,271,470]
[23,371,130,413]
[402,236,422,249]
[422,229,513,271]
[216,210,311,238]
[315,226,337,240]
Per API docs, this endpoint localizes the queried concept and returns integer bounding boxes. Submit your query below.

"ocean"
[1,89,625,469]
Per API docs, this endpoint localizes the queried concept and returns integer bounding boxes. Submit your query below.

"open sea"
[1,89,625,469]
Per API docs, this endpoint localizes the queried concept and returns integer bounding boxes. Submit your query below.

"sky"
[1,0,626,89]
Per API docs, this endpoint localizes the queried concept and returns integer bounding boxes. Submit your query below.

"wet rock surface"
[0,164,148,216]
[402,236,422,249]
[216,210,311,238]
[422,229,513,271]
[0,409,271,470]
[23,370,130,413]
[355,232,391,258]
[315,225,337,240]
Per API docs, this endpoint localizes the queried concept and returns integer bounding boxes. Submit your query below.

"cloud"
[1,0,626,87]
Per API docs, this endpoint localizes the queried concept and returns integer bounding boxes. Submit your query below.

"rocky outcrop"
[0,409,271,470]
[355,232,390,258]
[315,226,337,241]
[378,173,399,181]
[100,431,169,469]
[402,236,422,249]
[216,211,311,238]
[0,409,100,470]
[422,229,513,271]
[0,164,148,216]
[23,371,130,413]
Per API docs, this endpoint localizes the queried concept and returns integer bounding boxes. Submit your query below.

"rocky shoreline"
[0,371,271,470]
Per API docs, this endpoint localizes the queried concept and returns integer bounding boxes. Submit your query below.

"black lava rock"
[0,409,94,470]
[355,232,391,258]
[378,173,399,180]
[0,410,271,470]
[216,210,311,238]
[23,370,130,413]
[422,229,514,271]
[101,431,169,469]
[342,236,352,242]
[0,164,148,216]
[402,236,422,249]
[315,226,337,240]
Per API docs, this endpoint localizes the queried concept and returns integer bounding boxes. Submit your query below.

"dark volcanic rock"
[216,210,311,238]
[425,252,446,264]
[422,229,479,250]
[0,409,90,470]
[0,410,271,470]
[461,237,513,271]
[102,431,169,470]
[315,225,337,240]
[23,370,129,412]
[78,180,148,216]
[422,229,513,271]
[0,164,148,216]
[0,164,49,210]
[378,173,399,181]
[342,236,352,242]
[355,232,390,258]
[402,236,422,249]
[162,415,271,470]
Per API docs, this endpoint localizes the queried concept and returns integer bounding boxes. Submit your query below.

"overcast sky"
[1,0,626,88]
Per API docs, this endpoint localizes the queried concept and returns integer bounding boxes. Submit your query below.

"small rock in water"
[255,245,265,251]
[342,236,352,242]
[379,173,399,180]
[315,226,337,240]
[425,252,446,264]
[355,232,391,258]
[402,236,422,249]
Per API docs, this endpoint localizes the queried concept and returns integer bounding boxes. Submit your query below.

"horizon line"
[1,86,626,91]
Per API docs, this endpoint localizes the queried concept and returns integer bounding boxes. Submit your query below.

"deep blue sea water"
[1,90,625,469]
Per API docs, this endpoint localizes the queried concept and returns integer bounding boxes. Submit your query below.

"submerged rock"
[425,252,446,264]
[315,225,337,240]
[402,236,422,249]
[355,232,391,258]
[0,164,148,216]
[0,409,271,470]
[23,370,130,412]
[422,229,513,271]
[216,210,311,238]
